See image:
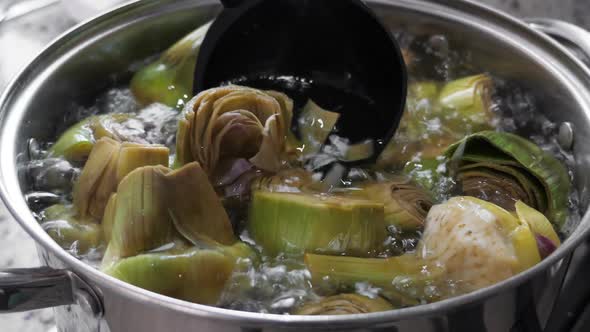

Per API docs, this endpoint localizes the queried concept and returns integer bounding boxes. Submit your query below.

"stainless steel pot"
[1,1,590,331]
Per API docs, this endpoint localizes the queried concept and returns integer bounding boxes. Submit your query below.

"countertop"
[0,0,589,331]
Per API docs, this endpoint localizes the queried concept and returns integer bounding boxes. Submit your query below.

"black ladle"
[194,0,407,164]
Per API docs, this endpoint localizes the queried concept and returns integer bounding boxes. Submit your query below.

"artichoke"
[357,178,434,231]
[445,131,571,227]
[49,117,95,162]
[306,196,542,302]
[130,22,212,108]
[248,191,386,257]
[102,162,235,267]
[73,137,169,219]
[42,204,103,254]
[438,74,494,130]
[104,242,255,305]
[378,74,495,168]
[175,86,293,174]
[49,114,130,162]
[294,294,393,315]
[418,197,540,293]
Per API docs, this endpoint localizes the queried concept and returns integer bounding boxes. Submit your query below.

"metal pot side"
[2,0,590,331]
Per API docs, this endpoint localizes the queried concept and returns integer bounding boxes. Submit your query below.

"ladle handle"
[220,0,245,8]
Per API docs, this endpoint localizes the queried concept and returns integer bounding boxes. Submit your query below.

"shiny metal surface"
[1,0,590,331]
[0,267,102,315]
[526,18,590,66]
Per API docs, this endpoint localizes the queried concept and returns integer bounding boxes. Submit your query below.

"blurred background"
[0,0,588,331]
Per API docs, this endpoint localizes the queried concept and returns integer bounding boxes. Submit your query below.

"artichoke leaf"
[73,137,170,219]
[165,162,236,246]
[298,99,340,156]
[104,165,175,266]
[515,200,561,248]
[445,131,570,227]
[294,294,394,315]
[102,193,117,243]
[457,166,541,212]
[249,191,386,257]
[249,114,284,172]
[73,137,120,219]
[102,162,236,268]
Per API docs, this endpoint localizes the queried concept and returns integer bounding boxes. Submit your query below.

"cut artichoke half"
[355,178,434,231]
[42,204,103,255]
[73,137,169,220]
[104,242,255,305]
[445,131,571,227]
[294,294,394,315]
[248,191,387,257]
[175,86,293,174]
[102,162,236,268]
[130,21,212,108]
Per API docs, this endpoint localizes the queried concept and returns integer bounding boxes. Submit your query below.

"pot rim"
[1,0,590,327]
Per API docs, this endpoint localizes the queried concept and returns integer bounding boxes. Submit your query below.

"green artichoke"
[248,191,386,257]
[130,22,212,108]
[445,131,570,227]
[104,242,255,305]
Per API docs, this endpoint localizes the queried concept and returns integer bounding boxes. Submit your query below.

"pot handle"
[0,267,102,316]
[524,18,590,67]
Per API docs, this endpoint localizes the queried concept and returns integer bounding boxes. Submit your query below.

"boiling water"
[23,33,581,314]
